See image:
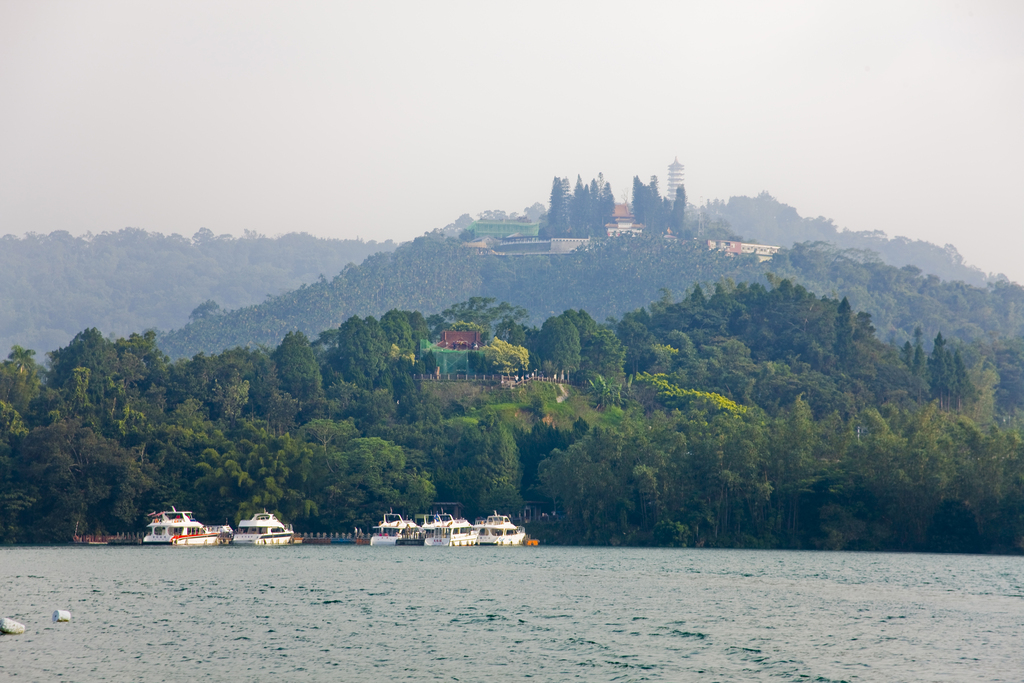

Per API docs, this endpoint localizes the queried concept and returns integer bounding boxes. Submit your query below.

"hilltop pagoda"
[667,156,685,202]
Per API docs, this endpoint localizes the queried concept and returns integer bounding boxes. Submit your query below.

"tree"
[0,346,41,413]
[631,176,647,227]
[537,316,581,376]
[617,310,655,375]
[272,331,323,408]
[580,327,626,382]
[834,297,854,365]
[569,175,590,237]
[304,418,357,466]
[19,419,153,540]
[670,185,687,235]
[189,300,221,321]
[380,309,416,354]
[7,345,37,377]
[484,339,530,375]
[0,400,28,441]
[343,437,436,526]
[588,374,621,409]
[927,333,974,412]
[596,174,615,237]
[213,376,250,427]
[322,316,390,389]
[545,177,570,237]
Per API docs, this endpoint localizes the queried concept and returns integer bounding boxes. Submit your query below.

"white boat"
[369,513,422,546]
[143,508,231,546]
[420,512,449,538]
[232,511,294,545]
[474,512,526,546]
[424,513,478,547]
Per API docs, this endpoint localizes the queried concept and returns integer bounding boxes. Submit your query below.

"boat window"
[154,527,164,535]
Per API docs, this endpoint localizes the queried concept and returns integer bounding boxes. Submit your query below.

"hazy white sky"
[2,1,1022,280]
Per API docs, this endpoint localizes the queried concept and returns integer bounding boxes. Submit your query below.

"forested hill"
[0,194,1008,360]
[0,228,397,356]
[3,282,1023,550]
[157,237,769,358]
[157,233,1024,359]
[711,193,990,286]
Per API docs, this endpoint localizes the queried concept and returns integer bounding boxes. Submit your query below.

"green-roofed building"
[467,220,540,239]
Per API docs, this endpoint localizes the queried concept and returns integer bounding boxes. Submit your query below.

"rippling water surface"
[1,545,1022,681]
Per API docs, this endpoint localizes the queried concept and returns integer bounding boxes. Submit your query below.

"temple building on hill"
[436,330,481,350]
[707,239,781,262]
[466,220,540,240]
[495,234,589,255]
[606,203,644,237]
[667,157,685,201]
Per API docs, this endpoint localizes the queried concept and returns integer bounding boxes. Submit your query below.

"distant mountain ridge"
[156,233,1024,359]
[0,193,1014,359]
[710,193,990,286]
[0,228,397,356]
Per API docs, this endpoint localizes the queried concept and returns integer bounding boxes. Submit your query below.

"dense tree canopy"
[150,232,1024,362]
[2,285,1023,554]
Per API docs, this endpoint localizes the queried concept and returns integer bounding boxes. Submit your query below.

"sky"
[2,1,1023,281]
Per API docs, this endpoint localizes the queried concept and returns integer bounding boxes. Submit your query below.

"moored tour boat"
[232,511,295,545]
[424,513,478,547]
[369,513,421,546]
[143,508,231,546]
[474,512,526,546]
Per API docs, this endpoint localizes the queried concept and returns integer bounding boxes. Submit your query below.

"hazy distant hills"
[0,193,1017,360]
[157,233,1024,360]
[0,228,396,356]
[710,193,990,287]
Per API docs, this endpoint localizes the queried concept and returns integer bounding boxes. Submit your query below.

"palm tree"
[7,345,36,377]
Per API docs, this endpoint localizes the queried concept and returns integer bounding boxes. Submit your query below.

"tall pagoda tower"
[667,156,685,202]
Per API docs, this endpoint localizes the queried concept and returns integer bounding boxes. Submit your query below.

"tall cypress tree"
[928,332,952,410]
[648,175,666,233]
[631,176,647,227]
[570,175,589,237]
[649,175,662,204]
[597,174,615,237]
[671,185,687,234]
[546,176,568,238]
[588,178,601,235]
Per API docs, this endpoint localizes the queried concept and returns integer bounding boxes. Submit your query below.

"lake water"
[1,545,1021,682]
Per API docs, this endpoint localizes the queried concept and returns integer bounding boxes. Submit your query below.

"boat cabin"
[238,513,287,535]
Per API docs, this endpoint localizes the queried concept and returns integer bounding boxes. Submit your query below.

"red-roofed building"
[436,330,481,350]
[606,203,645,237]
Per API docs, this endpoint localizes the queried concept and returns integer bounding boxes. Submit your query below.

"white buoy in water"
[1,617,26,634]
[52,610,71,623]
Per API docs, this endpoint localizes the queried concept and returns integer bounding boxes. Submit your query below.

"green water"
[1,546,1021,681]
